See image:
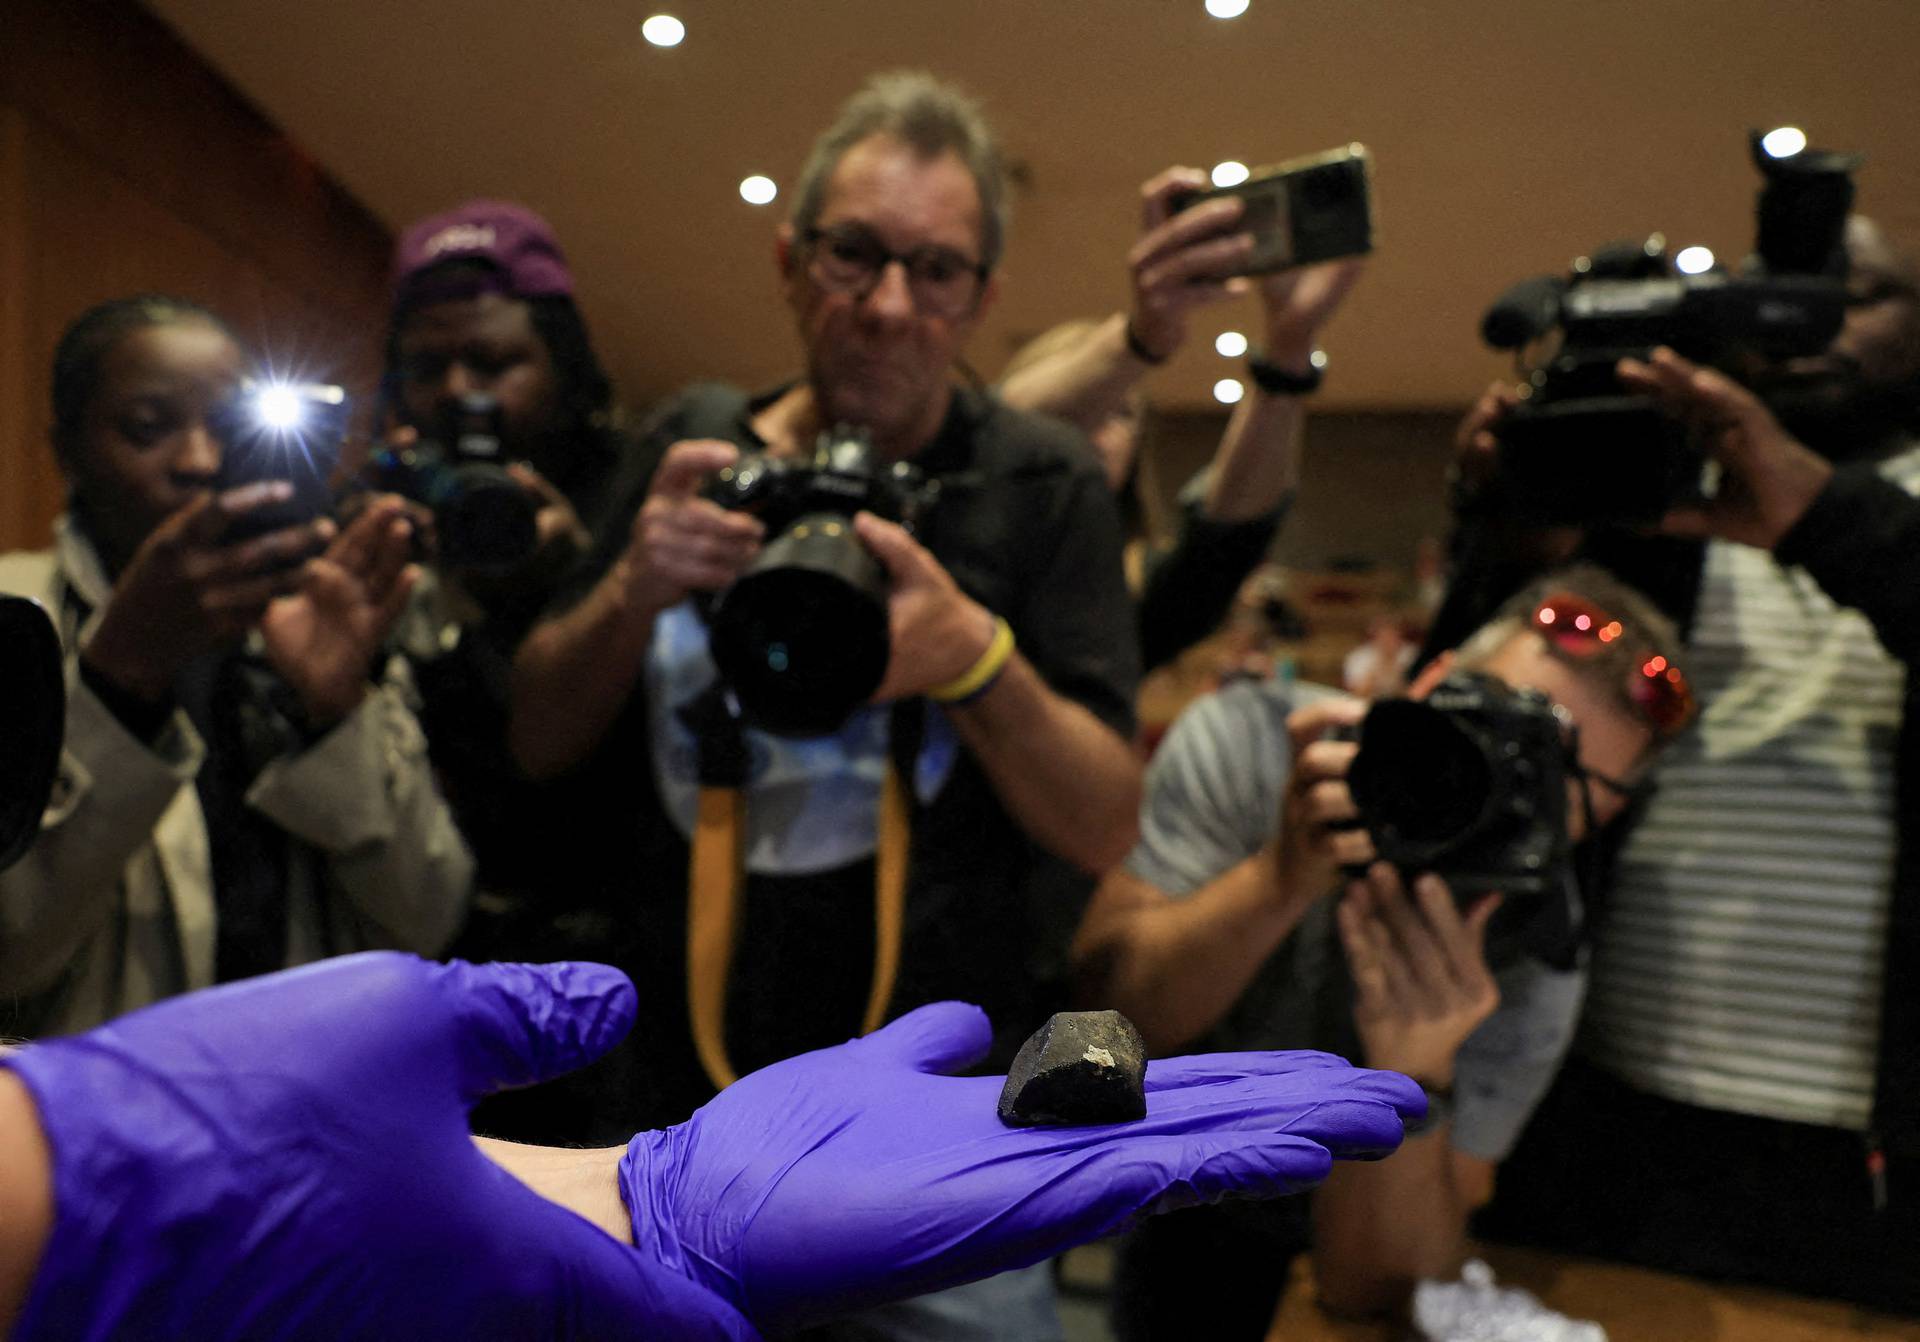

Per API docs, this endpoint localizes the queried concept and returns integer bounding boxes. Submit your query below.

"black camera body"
[1483,131,1862,524]
[1345,672,1573,898]
[365,393,537,569]
[0,596,64,874]
[703,427,941,736]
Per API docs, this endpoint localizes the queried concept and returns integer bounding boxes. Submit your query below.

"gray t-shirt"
[1122,676,1585,1162]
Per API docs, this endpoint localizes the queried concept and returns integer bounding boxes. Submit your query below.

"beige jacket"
[0,518,474,1037]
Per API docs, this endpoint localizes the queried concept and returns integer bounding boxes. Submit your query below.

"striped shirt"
[1582,445,1920,1130]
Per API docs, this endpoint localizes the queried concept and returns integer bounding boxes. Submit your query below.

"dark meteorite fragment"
[997,1009,1147,1127]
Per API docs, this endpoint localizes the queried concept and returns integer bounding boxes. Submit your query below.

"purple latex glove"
[621,1001,1422,1334]
[3,953,757,1342]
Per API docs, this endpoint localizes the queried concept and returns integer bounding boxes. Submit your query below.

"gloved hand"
[622,1001,1423,1334]
[2,953,757,1342]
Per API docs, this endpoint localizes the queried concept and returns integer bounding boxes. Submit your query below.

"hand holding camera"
[1478,130,1860,526]
[258,496,419,729]
[1126,166,1253,363]
[852,511,997,705]
[1274,697,1375,912]
[1255,254,1367,368]
[1336,862,1501,1083]
[617,439,764,617]
[506,461,592,558]
[81,483,333,704]
[1618,346,1835,550]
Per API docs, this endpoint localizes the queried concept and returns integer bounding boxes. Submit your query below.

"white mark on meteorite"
[1083,1046,1115,1068]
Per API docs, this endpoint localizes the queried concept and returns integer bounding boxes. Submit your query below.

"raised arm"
[251,498,471,951]
[997,166,1246,437]
[1311,864,1501,1316]
[855,512,1140,874]
[1071,695,1371,1052]
[511,441,762,778]
[0,488,325,993]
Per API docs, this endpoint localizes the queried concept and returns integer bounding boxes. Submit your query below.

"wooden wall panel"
[0,0,391,552]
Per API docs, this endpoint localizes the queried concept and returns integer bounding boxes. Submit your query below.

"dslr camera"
[365,392,538,568]
[702,426,941,736]
[1344,672,1574,898]
[1481,129,1862,524]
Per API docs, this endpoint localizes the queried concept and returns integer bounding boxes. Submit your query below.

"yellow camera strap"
[687,766,910,1091]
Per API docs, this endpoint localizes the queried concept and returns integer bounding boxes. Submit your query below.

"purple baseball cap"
[391,200,575,307]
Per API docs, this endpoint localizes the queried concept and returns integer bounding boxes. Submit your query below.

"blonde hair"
[1452,563,1686,735]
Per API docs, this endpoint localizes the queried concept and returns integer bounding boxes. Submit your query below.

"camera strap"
[684,690,911,1091]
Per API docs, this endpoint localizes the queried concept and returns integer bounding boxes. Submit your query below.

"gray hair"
[790,71,1008,272]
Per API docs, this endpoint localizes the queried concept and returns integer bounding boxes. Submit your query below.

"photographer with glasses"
[511,71,1140,1340]
[1071,566,1692,1335]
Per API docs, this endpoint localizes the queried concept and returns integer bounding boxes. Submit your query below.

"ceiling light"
[642,14,685,47]
[1760,126,1807,159]
[1215,331,1248,358]
[1206,0,1251,16]
[1674,245,1715,275]
[739,175,778,206]
[1210,161,1250,188]
[1214,378,1245,405]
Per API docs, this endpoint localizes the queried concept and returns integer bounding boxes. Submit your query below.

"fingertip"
[861,1000,993,1074]
[440,959,640,1099]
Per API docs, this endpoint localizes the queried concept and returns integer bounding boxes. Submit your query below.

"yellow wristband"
[927,616,1015,704]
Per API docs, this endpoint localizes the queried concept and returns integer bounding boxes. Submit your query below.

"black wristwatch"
[1401,1080,1455,1138]
[1246,348,1326,396]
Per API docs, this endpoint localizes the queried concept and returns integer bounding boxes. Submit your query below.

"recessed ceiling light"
[1215,331,1249,358]
[1214,378,1245,405]
[740,175,778,206]
[642,14,685,47]
[1760,125,1807,159]
[1675,245,1716,275]
[1206,0,1251,16]
[1210,160,1250,188]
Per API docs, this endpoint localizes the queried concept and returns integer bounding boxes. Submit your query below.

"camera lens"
[438,469,538,567]
[709,513,890,736]
[1349,699,1495,853]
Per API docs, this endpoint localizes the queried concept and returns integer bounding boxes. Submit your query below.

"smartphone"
[1174,142,1374,275]
[209,380,351,541]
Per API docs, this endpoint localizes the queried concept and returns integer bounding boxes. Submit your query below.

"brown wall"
[0,0,392,554]
[1145,408,1458,572]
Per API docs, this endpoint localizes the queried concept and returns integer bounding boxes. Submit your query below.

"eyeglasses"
[801,224,988,318]
[1532,591,1696,739]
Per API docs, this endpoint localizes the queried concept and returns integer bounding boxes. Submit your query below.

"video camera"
[211,383,538,568]
[1344,672,1574,899]
[703,426,942,736]
[1481,129,1862,524]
